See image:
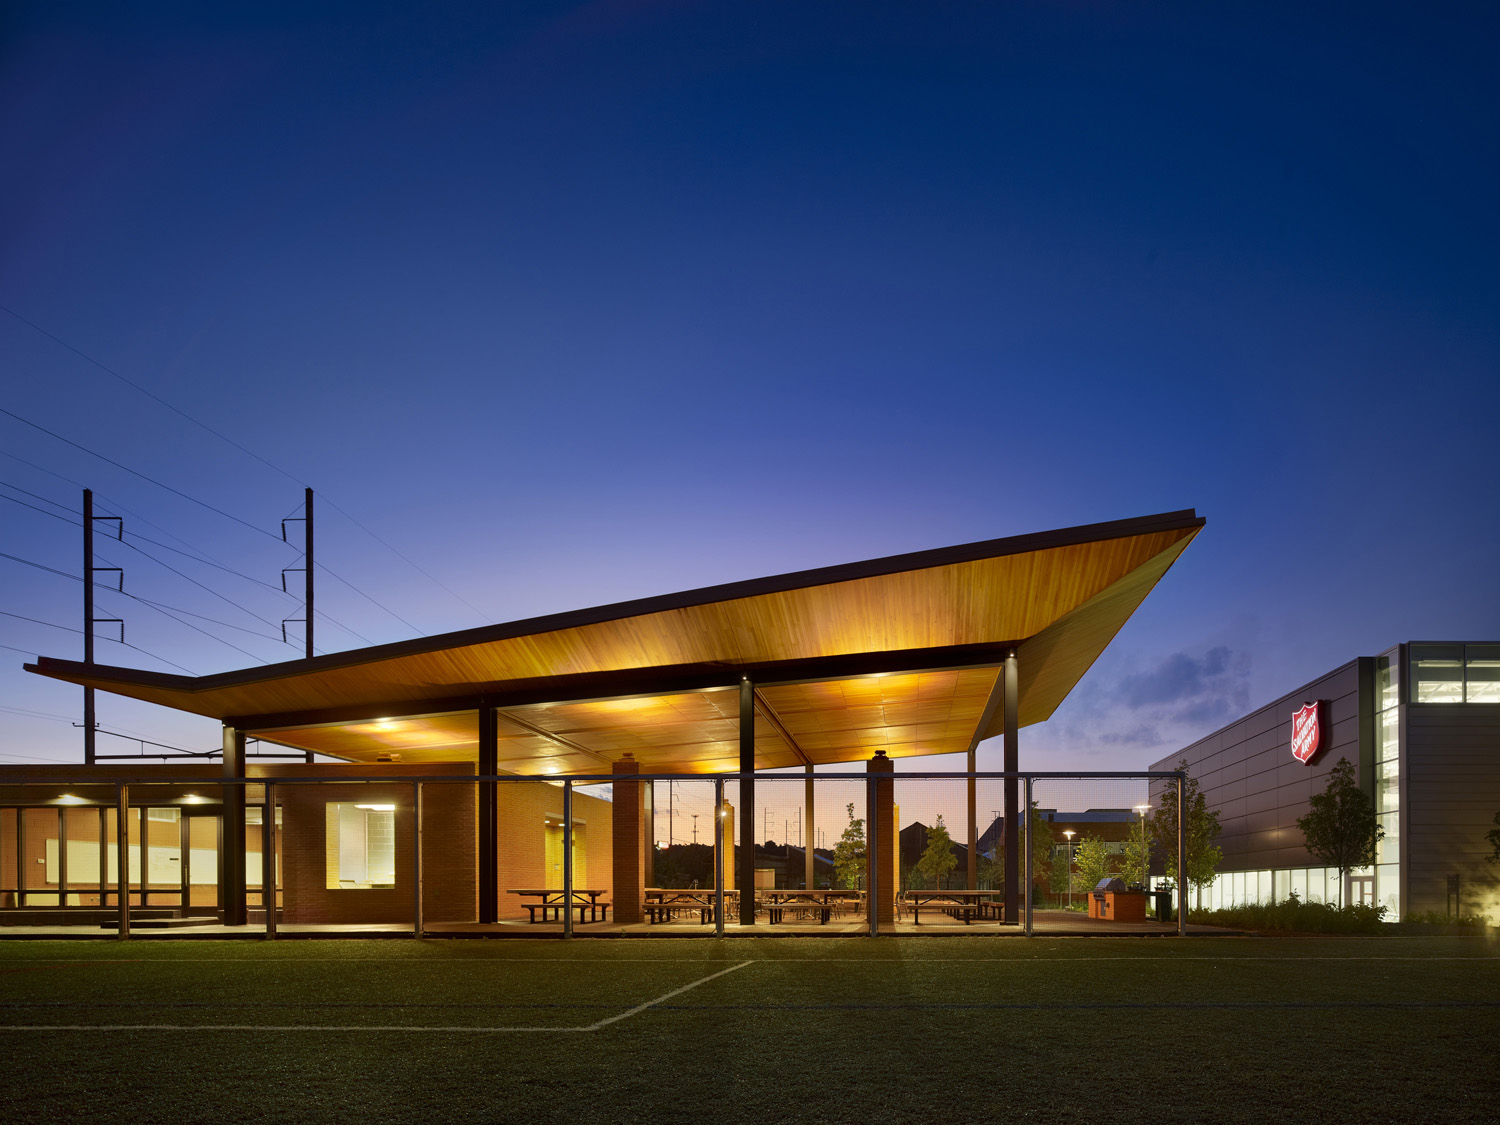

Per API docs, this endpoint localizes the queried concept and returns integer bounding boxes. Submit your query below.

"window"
[1410,645,1464,702]
[1466,644,1500,703]
[326,803,396,888]
[1409,643,1500,703]
[147,808,179,823]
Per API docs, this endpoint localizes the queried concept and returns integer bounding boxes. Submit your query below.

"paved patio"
[0,909,1238,938]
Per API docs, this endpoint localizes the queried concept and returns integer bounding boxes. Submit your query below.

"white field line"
[0,959,757,1034]
[3,956,1496,964]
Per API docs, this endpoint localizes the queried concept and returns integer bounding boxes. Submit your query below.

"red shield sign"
[1291,701,1325,764]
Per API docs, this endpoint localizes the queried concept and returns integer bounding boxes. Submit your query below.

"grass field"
[2,935,1497,1124]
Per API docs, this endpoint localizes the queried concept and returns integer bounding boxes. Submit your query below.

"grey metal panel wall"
[1151,661,1363,873]
[1404,705,1500,917]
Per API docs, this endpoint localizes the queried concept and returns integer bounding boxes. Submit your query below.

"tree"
[1296,757,1382,907]
[914,815,958,889]
[832,803,867,889]
[1029,801,1055,889]
[1150,760,1224,907]
[1073,835,1111,892]
[991,802,1055,893]
[1122,819,1151,887]
[1487,812,1500,865]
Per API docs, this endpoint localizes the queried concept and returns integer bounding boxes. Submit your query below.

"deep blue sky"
[3,1,1497,770]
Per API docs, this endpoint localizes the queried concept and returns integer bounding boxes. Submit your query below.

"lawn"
[2,935,1497,1124]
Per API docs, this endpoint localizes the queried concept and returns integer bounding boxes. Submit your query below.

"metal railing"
[0,770,1189,939]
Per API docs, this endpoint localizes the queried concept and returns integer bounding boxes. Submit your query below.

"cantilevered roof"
[27,509,1204,773]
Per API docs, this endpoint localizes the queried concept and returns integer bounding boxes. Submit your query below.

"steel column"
[413,781,424,938]
[1023,776,1034,936]
[221,725,247,926]
[966,748,977,890]
[1002,650,1020,925]
[738,677,756,926]
[264,782,277,938]
[115,783,129,939]
[1177,774,1188,937]
[562,781,573,939]
[714,778,725,938]
[477,705,498,923]
[57,805,68,908]
[804,764,815,891]
[867,774,879,938]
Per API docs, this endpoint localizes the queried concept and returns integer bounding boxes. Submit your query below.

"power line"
[2,479,379,650]
[314,560,420,634]
[0,608,84,634]
[0,404,288,544]
[2,304,488,626]
[0,449,273,569]
[0,550,235,670]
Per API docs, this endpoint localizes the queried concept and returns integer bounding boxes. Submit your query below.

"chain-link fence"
[0,770,1186,937]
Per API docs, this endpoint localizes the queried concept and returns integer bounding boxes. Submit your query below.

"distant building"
[1152,643,1500,920]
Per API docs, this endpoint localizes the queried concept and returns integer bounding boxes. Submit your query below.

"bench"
[763,902,832,925]
[524,901,611,924]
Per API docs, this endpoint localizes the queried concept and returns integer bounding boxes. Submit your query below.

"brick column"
[612,755,644,924]
[867,750,895,925]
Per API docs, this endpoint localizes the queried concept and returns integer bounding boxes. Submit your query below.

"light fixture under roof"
[56,793,86,805]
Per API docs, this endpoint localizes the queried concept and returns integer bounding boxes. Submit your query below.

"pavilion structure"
[19,509,1204,929]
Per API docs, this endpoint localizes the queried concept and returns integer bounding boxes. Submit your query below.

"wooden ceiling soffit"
[494,709,613,766]
[753,689,810,766]
[979,531,1200,739]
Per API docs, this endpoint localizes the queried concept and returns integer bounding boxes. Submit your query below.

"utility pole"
[281,489,316,763]
[80,490,122,764]
[692,813,698,844]
[82,489,95,765]
[303,487,314,660]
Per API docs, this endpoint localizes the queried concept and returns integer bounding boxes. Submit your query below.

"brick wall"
[493,781,615,919]
[265,763,476,925]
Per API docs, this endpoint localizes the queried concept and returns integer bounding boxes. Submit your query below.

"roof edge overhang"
[34,640,1026,731]
[25,508,1203,699]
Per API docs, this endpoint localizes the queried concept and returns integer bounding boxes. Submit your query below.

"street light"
[1062,829,1076,909]
[1134,804,1151,891]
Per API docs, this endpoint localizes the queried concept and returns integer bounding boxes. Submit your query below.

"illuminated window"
[1409,645,1464,702]
[326,803,396,888]
[1410,644,1500,703]
[1466,645,1500,703]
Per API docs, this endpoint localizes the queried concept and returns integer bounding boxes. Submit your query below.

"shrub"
[1191,894,1387,934]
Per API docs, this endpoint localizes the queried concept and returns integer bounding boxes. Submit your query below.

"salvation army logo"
[1291,701,1326,764]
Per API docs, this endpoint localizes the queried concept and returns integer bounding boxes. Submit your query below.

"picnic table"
[901,889,1003,925]
[643,888,738,924]
[507,888,611,923]
[759,888,864,925]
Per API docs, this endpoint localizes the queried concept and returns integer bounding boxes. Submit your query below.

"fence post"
[1023,776,1033,937]
[413,780,424,938]
[1177,773,1188,937]
[867,774,879,938]
[264,781,276,939]
[714,777,725,938]
[562,780,573,940]
[115,783,129,940]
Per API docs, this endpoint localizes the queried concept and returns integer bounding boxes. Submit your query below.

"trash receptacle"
[1152,890,1173,922]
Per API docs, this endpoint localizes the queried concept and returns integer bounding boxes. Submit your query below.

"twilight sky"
[2,1,1497,771]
